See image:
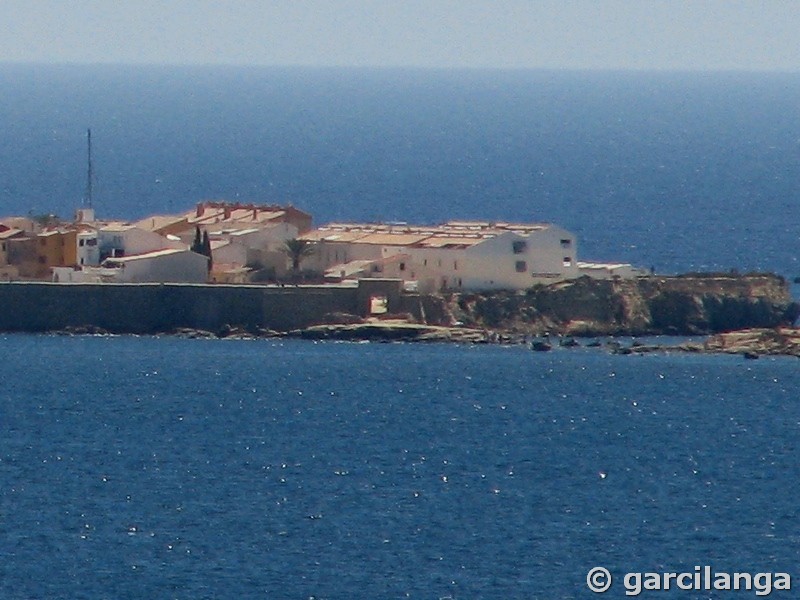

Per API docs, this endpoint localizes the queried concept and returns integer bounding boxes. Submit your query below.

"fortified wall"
[0,279,405,334]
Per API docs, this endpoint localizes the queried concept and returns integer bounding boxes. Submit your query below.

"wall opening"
[369,295,388,315]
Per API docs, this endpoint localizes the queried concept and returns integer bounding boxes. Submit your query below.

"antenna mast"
[85,128,93,209]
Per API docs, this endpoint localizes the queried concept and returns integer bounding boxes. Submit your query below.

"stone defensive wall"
[0,279,408,334]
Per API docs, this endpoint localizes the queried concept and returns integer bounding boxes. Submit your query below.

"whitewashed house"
[98,224,185,262]
[76,230,100,266]
[397,223,579,291]
[181,222,298,282]
[101,249,208,283]
[302,221,581,292]
[207,222,298,251]
[210,240,248,267]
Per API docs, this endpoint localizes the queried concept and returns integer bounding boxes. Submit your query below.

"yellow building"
[13,230,80,279]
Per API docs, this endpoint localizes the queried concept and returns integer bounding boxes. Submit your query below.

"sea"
[1,65,800,599]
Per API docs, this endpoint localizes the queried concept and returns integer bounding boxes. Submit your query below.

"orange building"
[8,230,80,279]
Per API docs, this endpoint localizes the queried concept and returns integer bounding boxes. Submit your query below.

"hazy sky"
[0,0,798,71]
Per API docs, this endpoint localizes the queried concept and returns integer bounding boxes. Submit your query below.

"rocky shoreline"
[47,321,800,359]
[37,272,800,358]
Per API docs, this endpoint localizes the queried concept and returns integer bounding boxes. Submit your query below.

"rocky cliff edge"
[440,273,799,336]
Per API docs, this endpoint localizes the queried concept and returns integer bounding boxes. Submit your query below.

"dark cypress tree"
[191,226,202,254]
[202,230,212,272]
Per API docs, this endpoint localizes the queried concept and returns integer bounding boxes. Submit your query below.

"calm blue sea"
[2,67,800,598]
[2,335,799,599]
[0,65,799,275]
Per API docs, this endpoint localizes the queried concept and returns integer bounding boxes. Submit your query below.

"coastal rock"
[703,328,800,357]
[319,312,366,325]
[442,274,798,337]
[288,322,489,343]
[217,324,257,339]
[255,327,283,338]
[171,327,217,339]
[54,324,111,336]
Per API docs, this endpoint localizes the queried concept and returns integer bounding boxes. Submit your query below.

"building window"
[1,243,5,251]
[423,259,427,266]
[87,238,97,247]
[560,239,572,248]
[512,241,527,254]
[399,262,406,271]
[515,260,527,272]
[453,261,458,270]
[80,258,84,265]
[563,257,572,267]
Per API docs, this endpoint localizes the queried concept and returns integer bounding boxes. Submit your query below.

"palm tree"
[283,238,315,273]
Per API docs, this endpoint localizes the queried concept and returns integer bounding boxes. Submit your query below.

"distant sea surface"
[3,335,800,599]
[1,65,799,275]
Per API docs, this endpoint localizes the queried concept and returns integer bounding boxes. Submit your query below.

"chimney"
[196,202,205,218]
[223,205,232,220]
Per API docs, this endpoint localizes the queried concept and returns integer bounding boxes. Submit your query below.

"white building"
[210,240,248,268]
[577,261,649,279]
[302,221,581,292]
[52,266,117,283]
[101,249,209,283]
[181,222,297,259]
[181,222,298,282]
[75,207,95,224]
[76,230,100,266]
[98,224,185,262]
[207,222,297,250]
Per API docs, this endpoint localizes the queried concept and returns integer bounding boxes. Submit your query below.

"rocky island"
[4,201,796,358]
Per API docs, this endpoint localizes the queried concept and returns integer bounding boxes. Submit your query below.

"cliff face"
[441,274,799,336]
